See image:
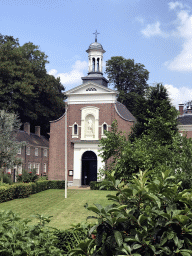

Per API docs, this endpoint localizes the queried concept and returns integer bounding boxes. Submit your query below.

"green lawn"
[0,189,116,230]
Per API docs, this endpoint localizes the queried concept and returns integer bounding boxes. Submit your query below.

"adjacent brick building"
[48,36,136,186]
[7,123,49,182]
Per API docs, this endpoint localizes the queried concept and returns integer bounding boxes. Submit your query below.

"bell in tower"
[81,30,109,87]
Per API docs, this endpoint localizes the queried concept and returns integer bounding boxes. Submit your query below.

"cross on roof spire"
[93,30,100,42]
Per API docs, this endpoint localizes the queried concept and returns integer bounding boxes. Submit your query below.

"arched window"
[97,58,99,72]
[74,124,77,135]
[72,123,79,138]
[101,123,108,138]
[92,58,95,72]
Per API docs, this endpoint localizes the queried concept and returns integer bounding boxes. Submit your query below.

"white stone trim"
[178,125,192,131]
[101,122,108,138]
[81,106,99,140]
[73,142,105,185]
[72,122,79,138]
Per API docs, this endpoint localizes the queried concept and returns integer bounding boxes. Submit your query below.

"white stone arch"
[81,106,99,140]
[73,144,105,186]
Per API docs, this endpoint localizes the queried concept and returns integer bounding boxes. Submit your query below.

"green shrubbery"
[70,170,192,255]
[0,210,64,255]
[16,168,39,183]
[90,181,116,191]
[0,180,65,203]
[0,173,13,185]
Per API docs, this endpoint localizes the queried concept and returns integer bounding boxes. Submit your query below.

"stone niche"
[81,106,99,140]
[85,114,95,138]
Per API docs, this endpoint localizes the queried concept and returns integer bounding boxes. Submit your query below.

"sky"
[1,0,192,110]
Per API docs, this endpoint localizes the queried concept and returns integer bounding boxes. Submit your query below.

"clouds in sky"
[165,84,192,108]
[48,60,87,91]
[141,22,167,38]
[141,1,192,72]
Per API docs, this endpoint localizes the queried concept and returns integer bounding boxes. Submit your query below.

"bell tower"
[86,30,105,74]
[81,30,109,87]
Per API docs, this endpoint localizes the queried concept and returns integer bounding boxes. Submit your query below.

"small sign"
[69,170,73,176]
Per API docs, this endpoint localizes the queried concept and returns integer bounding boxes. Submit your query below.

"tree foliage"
[99,109,192,186]
[0,110,24,182]
[130,83,179,142]
[105,56,149,117]
[0,34,66,137]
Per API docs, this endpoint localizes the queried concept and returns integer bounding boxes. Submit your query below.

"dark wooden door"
[82,151,97,185]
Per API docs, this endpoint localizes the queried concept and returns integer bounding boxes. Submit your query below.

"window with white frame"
[35,148,38,156]
[72,123,79,138]
[17,147,21,154]
[101,123,108,137]
[28,162,31,170]
[26,146,30,155]
[43,163,47,173]
[44,149,47,157]
[33,163,36,170]
[36,163,40,175]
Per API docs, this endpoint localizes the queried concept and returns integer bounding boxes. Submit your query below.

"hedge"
[90,181,116,190]
[0,180,65,203]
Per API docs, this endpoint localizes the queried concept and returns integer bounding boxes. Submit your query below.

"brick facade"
[48,102,134,183]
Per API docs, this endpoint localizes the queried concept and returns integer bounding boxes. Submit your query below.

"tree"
[129,83,179,143]
[0,34,66,137]
[99,84,183,181]
[0,110,24,183]
[105,56,149,117]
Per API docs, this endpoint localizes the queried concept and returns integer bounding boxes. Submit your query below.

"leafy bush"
[0,210,64,255]
[16,168,39,183]
[53,222,92,254]
[0,173,13,185]
[70,170,192,255]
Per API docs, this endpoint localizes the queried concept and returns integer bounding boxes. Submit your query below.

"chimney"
[24,122,30,135]
[35,126,40,137]
[179,103,184,115]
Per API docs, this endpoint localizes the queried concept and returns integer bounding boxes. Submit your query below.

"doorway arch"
[81,151,97,185]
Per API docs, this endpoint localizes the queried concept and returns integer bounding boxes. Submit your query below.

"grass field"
[0,189,116,230]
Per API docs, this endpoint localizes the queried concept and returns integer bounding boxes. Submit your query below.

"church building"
[48,33,136,186]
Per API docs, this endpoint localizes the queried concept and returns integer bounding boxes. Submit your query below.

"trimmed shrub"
[13,183,32,199]
[0,185,15,202]
[47,180,65,189]
[90,181,116,190]
[36,180,48,193]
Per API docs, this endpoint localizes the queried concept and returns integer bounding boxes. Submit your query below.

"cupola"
[81,30,109,87]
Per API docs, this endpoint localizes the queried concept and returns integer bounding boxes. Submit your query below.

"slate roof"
[115,101,136,122]
[16,130,49,148]
[178,115,192,125]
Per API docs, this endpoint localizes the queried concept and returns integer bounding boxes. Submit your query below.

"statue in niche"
[86,116,94,137]
[88,118,93,133]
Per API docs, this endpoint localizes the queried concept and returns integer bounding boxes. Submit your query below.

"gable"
[66,82,118,95]
[65,82,119,105]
